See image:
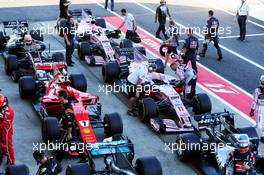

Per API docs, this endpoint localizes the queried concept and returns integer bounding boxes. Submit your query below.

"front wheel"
[102,61,119,83]
[135,156,162,175]
[138,98,158,123]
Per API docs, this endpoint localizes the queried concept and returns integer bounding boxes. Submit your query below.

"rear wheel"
[135,156,162,175]
[5,55,18,75]
[52,52,65,62]
[192,93,212,114]
[78,42,91,60]
[19,76,36,99]
[138,98,158,123]
[0,31,6,49]
[66,163,92,175]
[104,112,123,138]
[102,61,119,83]
[120,39,133,48]
[176,133,201,161]
[42,117,60,143]
[30,29,43,41]
[6,165,29,175]
[69,74,87,92]
[95,18,106,28]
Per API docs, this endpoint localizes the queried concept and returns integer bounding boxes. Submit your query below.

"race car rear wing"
[69,9,92,17]
[3,20,29,29]
[87,140,133,156]
[191,111,235,130]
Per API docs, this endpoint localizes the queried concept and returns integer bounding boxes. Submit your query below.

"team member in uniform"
[164,20,179,67]
[170,58,197,99]
[236,0,249,41]
[200,10,223,61]
[127,55,148,116]
[250,75,264,142]
[0,94,15,165]
[118,9,137,40]
[181,28,199,73]
[226,134,255,175]
[58,90,75,142]
[63,15,75,67]
[33,150,62,175]
[155,0,172,40]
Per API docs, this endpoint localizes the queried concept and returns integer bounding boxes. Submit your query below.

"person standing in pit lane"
[250,75,264,143]
[236,0,249,41]
[118,9,137,40]
[155,0,172,40]
[181,28,199,73]
[0,94,15,166]
[105,0,114,11]
[200,10,223,61]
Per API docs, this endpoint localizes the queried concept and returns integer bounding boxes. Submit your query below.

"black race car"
[0,21,66,82]
[175,111,264,175]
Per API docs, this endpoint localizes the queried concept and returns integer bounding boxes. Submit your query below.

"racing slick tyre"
[104,112,123,138]
[52,52,65,62]
[176,133,201,161]
[69,74,87,92]
[138,98,158,123]
[135,47,146,56]
[30,29,44,42]
[135,156,162,175]
[238,127,259,149]
[19,76,36,99]
[5,55,18,75]
[192,93,212,114]
[42,117,60,143]
[120,39,133,48]
[102,61,119,83]
[6,164,30,175]
[0,31,5,49]
[78,42,91,60]
[155,59,165,74]
[95,18,106,28]
[66,163,92,175]
[159,43,168,57]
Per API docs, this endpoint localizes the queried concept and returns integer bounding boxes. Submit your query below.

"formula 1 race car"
[102,41,164,83]
[66,143,162,175]
[18,70,129,159]
[103,53,211,133]
[175,111,264,175]
[61,9,121,66]
[1,21,66,82]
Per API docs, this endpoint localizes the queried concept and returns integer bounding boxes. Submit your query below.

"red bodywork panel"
[35,62,66,70]
[41,72,99,144]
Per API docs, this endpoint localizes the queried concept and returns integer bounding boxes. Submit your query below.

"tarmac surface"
[0,0,263,174]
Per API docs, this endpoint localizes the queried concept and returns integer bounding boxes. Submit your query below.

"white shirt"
[127,64,148,85]
[123,13,135,31]
[237,1,249,16]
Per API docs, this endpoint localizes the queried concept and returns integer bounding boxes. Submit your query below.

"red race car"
[18,70,124,158]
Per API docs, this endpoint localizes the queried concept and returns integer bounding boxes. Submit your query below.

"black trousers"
[202,37,222,58]
[105,0,114,11]
[183,54,197,73]
[156,19,168,39]
[65,38,74,65]
[238,15,247,39]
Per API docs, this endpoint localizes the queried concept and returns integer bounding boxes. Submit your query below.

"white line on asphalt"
[194,0,264,29]
[132,0,264,71]
[95,2,255,124]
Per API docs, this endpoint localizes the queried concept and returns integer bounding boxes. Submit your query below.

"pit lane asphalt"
[0,1,263,174]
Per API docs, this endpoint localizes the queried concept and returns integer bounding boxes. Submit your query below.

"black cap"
[33,150,45,164]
